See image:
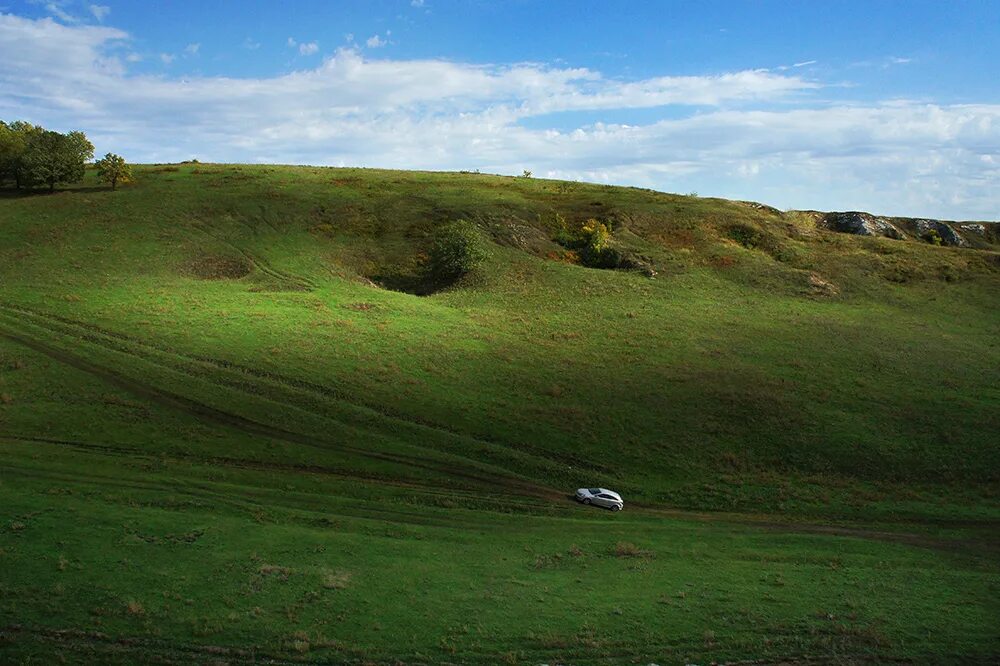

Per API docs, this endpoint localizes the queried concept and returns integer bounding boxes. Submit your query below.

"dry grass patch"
[259,564,293,581]
[612,541,654,559]
[321,569,352,590]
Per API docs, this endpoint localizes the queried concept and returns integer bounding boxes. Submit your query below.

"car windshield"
[588,488,601,494]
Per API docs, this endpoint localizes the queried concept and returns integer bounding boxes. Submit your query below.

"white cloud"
[125,52,141,62]
[88,4,109,22]
[159,52,174,64]
[0,13,996,219]
[184,42,199,55]
[411,0,424,6]
[243,37,260,50]
[365,34,386,48]
[298,41,318,55]
[286,37,296,47]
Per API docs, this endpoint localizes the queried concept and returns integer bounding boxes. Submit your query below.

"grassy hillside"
[1,164,998,664]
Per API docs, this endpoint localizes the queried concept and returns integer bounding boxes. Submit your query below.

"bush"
[922,229,943,246]
[550,217,655,275]
[428,219,490,281]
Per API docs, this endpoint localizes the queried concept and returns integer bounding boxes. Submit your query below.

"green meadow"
[1,164,998,664]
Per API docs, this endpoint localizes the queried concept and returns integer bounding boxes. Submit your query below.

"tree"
[22,129,94,192]
[95,152,132,190]
[428,220,490,281]
[0,120,43,189]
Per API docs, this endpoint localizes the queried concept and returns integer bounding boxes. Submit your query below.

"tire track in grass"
[4,309,990,549]
[191,222,317,290]
[1,624,310,666]
[0,305,465,466]
[0,459,500,531]
[0,434,551,519]
[0,301,591,482]
[0,323,560,501]
[0,303,572,490]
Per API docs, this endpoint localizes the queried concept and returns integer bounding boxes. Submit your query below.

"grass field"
[1,164,998,664]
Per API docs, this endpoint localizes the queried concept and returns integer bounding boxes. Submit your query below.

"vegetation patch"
[184,254,252,280]
[552,216,657,276]
[612,541,655,559]
[320,569,352,590]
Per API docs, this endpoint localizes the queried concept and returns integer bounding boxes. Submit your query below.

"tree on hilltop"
[95,152,132,191]
[0,120,43,189]
[22,129,94,192]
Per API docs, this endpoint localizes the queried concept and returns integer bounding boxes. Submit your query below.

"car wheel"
[611,504,622,511]
[583,498,591,505]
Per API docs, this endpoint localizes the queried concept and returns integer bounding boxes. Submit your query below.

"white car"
[575,487,624,511]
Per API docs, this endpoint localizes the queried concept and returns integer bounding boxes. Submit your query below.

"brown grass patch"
[259,564,292,581]
[321,569,352,590]
[185,254,252,280]
[343,302,377,311]
[612,541,654,559]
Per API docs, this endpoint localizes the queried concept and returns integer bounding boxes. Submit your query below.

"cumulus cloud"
[298,41,319,55]
[184,42,199,55]
[0,13,996,219]
[159,52,174,64]
[365,33,386,48]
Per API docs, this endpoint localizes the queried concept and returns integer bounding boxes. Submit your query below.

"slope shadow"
[0,186,112,198]
[370,270,460,296]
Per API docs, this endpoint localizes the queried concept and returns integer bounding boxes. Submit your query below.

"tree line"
[0,120,131,192]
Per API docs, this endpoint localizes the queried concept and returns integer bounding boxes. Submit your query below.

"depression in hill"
[0,1,998,665]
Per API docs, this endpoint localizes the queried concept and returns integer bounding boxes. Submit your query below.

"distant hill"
[1,162,997,516]
[1,164,998,664]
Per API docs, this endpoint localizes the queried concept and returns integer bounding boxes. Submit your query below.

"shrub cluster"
[553,216,656,276]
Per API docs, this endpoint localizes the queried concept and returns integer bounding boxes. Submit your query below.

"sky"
[1,0,998,219]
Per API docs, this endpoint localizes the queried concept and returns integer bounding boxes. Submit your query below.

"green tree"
[95,152,132,190]
[0,120,43,189]
[428,219,490,281]
[22,129,94,192]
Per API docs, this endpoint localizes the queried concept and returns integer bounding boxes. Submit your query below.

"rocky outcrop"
[823,212,905,240]
[914,219,967,247]
[959,223,987,236]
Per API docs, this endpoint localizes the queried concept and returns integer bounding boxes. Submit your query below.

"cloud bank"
[1,13,997,219]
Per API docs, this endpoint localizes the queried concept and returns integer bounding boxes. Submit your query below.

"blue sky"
[2,0,998,218]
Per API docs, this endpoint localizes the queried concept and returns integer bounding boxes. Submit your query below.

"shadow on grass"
[371,270,460,296]
[0,186,112,198]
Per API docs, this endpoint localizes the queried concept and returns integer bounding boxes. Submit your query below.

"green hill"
[1,164,998,664]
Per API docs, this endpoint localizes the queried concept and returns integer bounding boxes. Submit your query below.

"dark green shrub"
[428,219,490,280]
[922,229,943,246]
[726,223,766,249]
